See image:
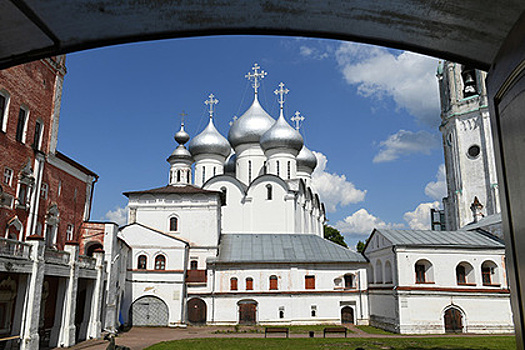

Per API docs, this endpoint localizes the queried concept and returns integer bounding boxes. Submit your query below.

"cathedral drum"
[130,296,169,326]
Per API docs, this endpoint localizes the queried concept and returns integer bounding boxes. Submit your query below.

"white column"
[58,243,79,347]
[87,250,105,339]
[20,237,45,350]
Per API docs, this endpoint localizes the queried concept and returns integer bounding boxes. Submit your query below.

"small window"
[17,184,28,206]
[33,120,43,150]
[15,108,28,143]
[311,305,317,317]
[137,255,147,269]
[279,307,285,319]
[154,255,166,270]
[202,167,206,184]
[186,172,190,183]
[481,261,498,285]
[213,167,216,176]
[0,92,9,133]
[41,183,48,199]
[66,224,74,241]
[305,275,315,290]
[344,274,354,289]
[269,275,278,290]
[415,264,426,283]
[276,161,280,177]
[190,260,198,270]
[169,217,178,231]
[230,277,238,291]
[456,265,466,284]
[177,170,181,182]
[287,161,291,179]
[248,161,252,183]
[3,168,13,187]
[266,184,272,200]
[221,187,227,205]
[246,277,253,290]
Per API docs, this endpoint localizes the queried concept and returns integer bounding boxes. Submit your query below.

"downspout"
[181,244,189,325]
[85,175,98,221]
[358,270,363,321]
[211,261,216,324]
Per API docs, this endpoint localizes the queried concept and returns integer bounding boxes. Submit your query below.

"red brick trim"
[396,286,510,293]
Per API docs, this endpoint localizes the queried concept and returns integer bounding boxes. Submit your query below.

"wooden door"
[444,308,462,332]
[341,306,354,324]
[187,298,207,325]
[239,303,256,325]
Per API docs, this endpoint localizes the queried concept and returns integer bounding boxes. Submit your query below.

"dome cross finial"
[245,63,267,95]
[291,111,305,130]
[205,94,219,119]
[180,110,187,126]
[274,82,289,111]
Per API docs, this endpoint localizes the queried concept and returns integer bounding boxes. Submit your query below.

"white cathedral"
[110,63,514,334]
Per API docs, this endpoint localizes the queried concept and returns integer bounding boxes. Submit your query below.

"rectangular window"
[17,184,27,206]
[33,120,42,150]
[305,275,315,290]
[269,276,278,290]
[230,278,238,291]
[482,267,492,285]
[415,264,426,283]
[15,108,27,143]
[246,278,253,290]
[3,168,13,186]
[0,94,7,132]
[66,224,74,241]
[41,183,48,199]
[311,305,317,317]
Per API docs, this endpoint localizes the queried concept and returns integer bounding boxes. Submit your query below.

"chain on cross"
[291,111,305,130]
[274,82,289,110]
[245,63,267,94]
[205,94,219,118]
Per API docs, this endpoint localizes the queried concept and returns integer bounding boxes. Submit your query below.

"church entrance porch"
[187,298,206,325]
[341,306,354,324]
[130,296,169,327]
[444,307,463,333]
[238,300,257,325]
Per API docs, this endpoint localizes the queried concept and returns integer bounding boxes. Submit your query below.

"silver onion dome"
[228,96,275,148]
[188,118,231,158]
[260,112,304,154]
[224,152,237,174]
[168,144,193,163]
[296,145,317,171]
[174,124,190,145]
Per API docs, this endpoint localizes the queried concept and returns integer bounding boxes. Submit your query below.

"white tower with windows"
[437,61,500,230]
[167,116,193,185]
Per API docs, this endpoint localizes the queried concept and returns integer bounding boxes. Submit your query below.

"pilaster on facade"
[57,243,80,347]
[87,251,105,339]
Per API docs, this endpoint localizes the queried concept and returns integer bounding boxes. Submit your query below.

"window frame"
[0,91,10,133]
[269,275,278,290]
[415,263,426,283]
[230,277,238,291]
[137,255,147,270]
[169,216,179,232]
[15,107,29,144]
[305,275,315,290]
[66,224,74,241]
[32,119,44,151]
[246,277,253,290]
[41,182,48,199]
[3,168,13,187]
[266,184,272,200]
[154,254,166,270]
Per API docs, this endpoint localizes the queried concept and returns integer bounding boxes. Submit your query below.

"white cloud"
[103,206,128,226]
[373,129,439,163]
[311,151,366,212]
[403,201,441,230]
[335,208,404,235]
[425,164,447,200]
[335,42,440,126]
[299,45,329,60]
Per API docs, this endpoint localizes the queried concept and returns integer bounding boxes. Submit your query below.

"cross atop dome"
[274,82,289,110]
[245,63,267,94]
[291,111,305,130]
[180,110,187,126]
[205,94,219,118]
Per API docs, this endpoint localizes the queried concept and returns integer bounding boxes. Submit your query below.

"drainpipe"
[358,270,363,321]
[180,244,189,325]
[211,261,216,324]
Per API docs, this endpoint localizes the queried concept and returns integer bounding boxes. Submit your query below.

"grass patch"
[356,325,395,335]
[145,336,516,350]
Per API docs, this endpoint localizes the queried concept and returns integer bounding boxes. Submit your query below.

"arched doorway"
[130,296,169,326]
[85,242,103,257]
[444,307,463,333]
[238,300,257,325]
[187,298,206,325]
[341,306,354,324]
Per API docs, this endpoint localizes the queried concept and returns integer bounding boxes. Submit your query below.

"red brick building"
[0,56,97,249]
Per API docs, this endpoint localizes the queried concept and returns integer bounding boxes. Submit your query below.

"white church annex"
[117,64,370,327]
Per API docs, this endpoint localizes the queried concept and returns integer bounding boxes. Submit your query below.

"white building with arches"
[364,228,513,334]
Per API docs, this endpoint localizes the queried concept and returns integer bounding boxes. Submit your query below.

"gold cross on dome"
[179,110,187,125]
[274,82,289,110]
[245,63,267,94]
[204,94,219,118]
[291,111,305,130]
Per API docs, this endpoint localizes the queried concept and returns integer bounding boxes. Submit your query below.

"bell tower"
[437,61,500,230]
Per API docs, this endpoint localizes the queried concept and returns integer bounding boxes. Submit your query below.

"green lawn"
[145,336,516,350]
[356,325,395,335]
[213,324,350,334]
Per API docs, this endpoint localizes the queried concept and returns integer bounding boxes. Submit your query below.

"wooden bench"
[323,327,347,338]
[264,327,289,338]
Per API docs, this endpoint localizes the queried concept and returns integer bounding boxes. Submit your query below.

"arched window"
[287,161,291,179]
[177,170,181,182]
[155,255,166,270]
[481,260,499,285]
[269,275,278,290]
[266,184,272,200]
[384,261,393,283]
[246,277,253,290]
[169,217,178,231]
[137,255,147,270]
[456,262,475,285]
[221,187,227,205]
[276,161,280,177]
[415,259,433,283]
[202,166,206,184]
[344,274,354,289]
[190,260,198,270]
[375,260,383,283]
[248,161,252,183]
[187,171,190,183]
[230,277,238,291]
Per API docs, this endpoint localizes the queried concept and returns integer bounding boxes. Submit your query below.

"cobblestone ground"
[59,325,513,350]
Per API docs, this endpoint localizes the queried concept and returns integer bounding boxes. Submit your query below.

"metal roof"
[376,229,504,249]
[123,184,221,197]
[217,234,366,264]
[1,1,525,70]
[462,213,502,231]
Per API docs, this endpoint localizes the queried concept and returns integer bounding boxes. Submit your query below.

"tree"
[356,240,366,253]
[323,225,348,248]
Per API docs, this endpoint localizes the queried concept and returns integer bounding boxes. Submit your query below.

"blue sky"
[57,36,446,248]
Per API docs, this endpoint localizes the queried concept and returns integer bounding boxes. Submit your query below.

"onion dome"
[224,152,237,174]
[228,96,275,148]
[260,111,303,154]
[168,145,193,162]
[296,145,317,171]
[188,118,231,158]
[174,125,190,145]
